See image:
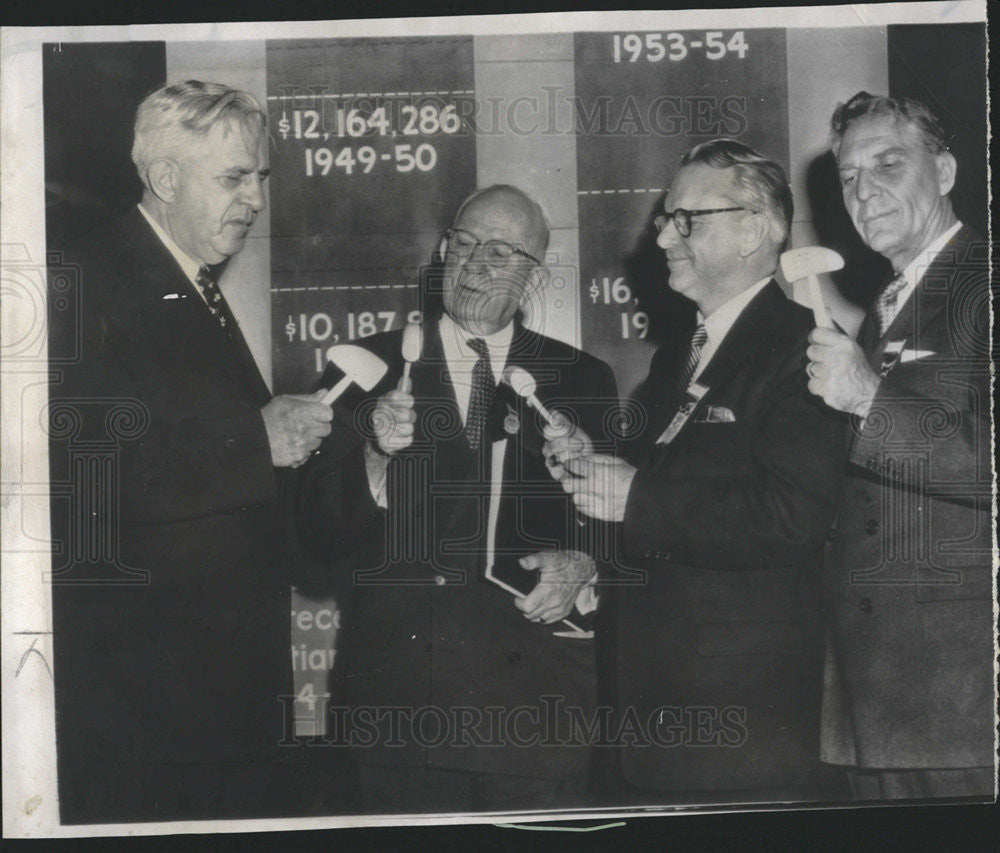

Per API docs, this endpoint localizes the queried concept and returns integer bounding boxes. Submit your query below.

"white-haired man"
[808,92,993,800]
[49,80,331,822]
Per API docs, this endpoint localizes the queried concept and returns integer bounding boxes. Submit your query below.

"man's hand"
[371,376,415,455]
[541,417,594,481]
[560,455,637,522]
[806,327,880,417]
[515,550,596,624]
[261,390,333,468]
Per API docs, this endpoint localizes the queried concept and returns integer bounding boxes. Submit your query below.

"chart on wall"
[266,37,478,394]
[574,28,790,397]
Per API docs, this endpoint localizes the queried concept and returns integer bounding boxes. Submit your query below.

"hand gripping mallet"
[779,246,844,329]
[505,366,588,526]
[320,345,389,405]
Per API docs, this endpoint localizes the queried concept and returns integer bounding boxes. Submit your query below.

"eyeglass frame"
[653,207,754,239]
[440,227,544,269]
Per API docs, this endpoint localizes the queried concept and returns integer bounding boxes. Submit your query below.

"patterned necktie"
[194,266,229,329]
[674,323,709,398]
[873,273,908,338]
[465,337,496,451]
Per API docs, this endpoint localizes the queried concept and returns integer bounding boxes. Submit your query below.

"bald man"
[297,185,618,813]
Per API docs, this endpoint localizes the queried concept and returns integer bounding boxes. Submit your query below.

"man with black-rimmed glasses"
[545,139,847,804]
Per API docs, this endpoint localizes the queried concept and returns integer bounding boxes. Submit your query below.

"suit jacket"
[297,319,618,779]
[614,280,846,793]
[820,225,994,770]
[48,210,291,786]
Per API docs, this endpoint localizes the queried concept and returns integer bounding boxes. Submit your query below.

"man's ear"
[146,158,179,204]
[524,264,550,300]
[935,150,957,197]
[738,211,769,258]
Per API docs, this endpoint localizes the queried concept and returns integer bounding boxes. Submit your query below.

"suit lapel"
[862,225,974,368]
[127,211,271,405]
[648,281,786,450]
[694,280,785,407]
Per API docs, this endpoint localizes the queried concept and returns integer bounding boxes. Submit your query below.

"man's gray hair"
[680,138,793,251]
[830,90,949,156]
[131,80,267,181]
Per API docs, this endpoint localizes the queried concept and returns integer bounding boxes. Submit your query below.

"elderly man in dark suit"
[48,80,332,822]
[297,185,618,813]
[806,92,993,800]
[548,139,846,804]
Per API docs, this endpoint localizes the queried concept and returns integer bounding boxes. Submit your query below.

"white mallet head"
[401,322,423,364]
[780,246,844,329]
[780,246,845,282]
[321,345,388,405]
[503,365,537,398]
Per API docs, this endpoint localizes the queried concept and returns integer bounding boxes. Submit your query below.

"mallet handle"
[806,274,833,329]
[321,375,353,406]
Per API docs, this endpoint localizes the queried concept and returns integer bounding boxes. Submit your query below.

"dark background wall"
[887,23,988,239]
[43,41,165,249]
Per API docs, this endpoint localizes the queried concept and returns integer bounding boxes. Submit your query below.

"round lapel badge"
[504,405,520,435]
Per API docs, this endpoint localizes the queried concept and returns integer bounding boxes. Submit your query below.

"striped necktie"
[873,273,908,338]
[465,337,496,451]
[674,323,708,398]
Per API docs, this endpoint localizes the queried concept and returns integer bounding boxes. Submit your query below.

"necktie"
[465,337,496,451]
[194,266,229,329]
[873,273,908,338]
[674,323,708,398]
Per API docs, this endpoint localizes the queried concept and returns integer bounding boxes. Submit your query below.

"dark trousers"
[846,767,995,800]
[357,763,588,814]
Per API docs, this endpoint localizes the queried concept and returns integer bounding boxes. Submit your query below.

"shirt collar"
[898,220,963,290]
[137,203,203,288]
[697,276,771,346]
[439,313,515,384]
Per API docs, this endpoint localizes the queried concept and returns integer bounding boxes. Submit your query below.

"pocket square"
[695,405,736,423]
[162,293,187,300]
[900,349,937,363]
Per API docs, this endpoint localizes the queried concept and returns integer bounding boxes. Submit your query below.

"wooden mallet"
[779,246,844,329]
[320,345,388,405]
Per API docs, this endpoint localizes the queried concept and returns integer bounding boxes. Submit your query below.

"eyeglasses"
[441,228,543,269]
[653,207,752,239]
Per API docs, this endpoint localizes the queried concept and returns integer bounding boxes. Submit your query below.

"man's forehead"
[189,119,267,167]
[455,194,535,244]
[837,114,922,161]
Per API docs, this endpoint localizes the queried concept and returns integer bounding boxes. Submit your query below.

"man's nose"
[241,175,267,212]
[656,218,681,250]
[463,242,492,271]
[854,168,879,202]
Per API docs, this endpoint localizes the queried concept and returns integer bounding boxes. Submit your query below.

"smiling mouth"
[860,211,893,227]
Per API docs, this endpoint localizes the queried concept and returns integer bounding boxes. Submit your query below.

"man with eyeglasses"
[545,139,846,803]
[297,185,617,813]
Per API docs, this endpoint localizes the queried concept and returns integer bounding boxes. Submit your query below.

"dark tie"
[465,337,496,451]
[194,266,229,329]
[873,273,907,338]
[674,323,709,398]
